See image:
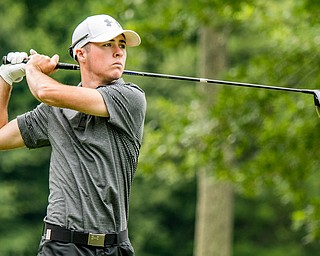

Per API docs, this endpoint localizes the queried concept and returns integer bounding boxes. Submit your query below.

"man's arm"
[0,119,25,150]
[0,76,12,128]
[25,52,109,117]
[0,77,25,150]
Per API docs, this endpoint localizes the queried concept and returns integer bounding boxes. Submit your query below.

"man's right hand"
[0,52,27,86]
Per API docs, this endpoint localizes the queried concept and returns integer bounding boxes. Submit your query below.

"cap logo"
[104,18,113,26]
[104,18,121,28]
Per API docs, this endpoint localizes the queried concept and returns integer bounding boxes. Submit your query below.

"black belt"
[44,223,128,247]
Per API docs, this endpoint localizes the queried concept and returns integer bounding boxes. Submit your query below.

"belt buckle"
[88,233,105,247]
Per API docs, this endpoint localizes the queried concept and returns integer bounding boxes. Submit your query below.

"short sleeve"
[97,82,146,141]
[17,103,51,149]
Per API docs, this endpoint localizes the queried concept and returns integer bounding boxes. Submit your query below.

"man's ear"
[76,48,86,63]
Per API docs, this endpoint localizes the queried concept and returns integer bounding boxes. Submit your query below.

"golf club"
[3,55,320,110]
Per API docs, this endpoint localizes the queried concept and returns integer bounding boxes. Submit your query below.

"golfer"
[0,14,146,256]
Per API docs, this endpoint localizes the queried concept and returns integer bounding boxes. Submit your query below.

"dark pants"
[37,236,135,256]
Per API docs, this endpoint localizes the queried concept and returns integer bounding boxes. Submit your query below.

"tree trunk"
[194,26,234,256]
[194,170,233,256]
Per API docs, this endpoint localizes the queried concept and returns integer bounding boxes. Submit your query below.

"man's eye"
[120,44,126,49]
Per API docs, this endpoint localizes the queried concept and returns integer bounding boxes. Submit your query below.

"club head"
[313,90,320,118]
[314,90,320,107]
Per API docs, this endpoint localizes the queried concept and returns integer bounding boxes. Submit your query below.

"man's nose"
[114,46,124,58]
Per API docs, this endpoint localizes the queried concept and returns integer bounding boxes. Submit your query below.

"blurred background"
[1,0,320,255]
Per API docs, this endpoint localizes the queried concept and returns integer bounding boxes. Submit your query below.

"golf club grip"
[2,56,80,70]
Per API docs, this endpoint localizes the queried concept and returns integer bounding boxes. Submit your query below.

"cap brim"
[90,30,141,47]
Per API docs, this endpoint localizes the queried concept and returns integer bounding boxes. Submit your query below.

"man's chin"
[104,75,121,84]
[112,69,123,78]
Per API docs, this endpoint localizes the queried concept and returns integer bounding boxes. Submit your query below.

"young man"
[0,14,146,256]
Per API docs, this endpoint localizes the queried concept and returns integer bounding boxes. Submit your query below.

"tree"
[194,26,233,256]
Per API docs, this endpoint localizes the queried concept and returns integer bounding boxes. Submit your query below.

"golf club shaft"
[123,70,315,95]
[2,55,316,96]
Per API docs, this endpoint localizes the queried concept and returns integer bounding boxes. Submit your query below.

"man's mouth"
[113,62,123,67]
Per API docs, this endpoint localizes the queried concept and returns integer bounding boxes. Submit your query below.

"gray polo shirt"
[17,78,146,233]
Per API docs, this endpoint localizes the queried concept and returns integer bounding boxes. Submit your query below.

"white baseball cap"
[69,14,141,59]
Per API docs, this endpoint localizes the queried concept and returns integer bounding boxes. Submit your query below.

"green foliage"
[207,1,320,243]
[129,174,196,256]
[0,148,50,255]
[233,193,320,256]
[137,0,320,249]
[1,0,320,254]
